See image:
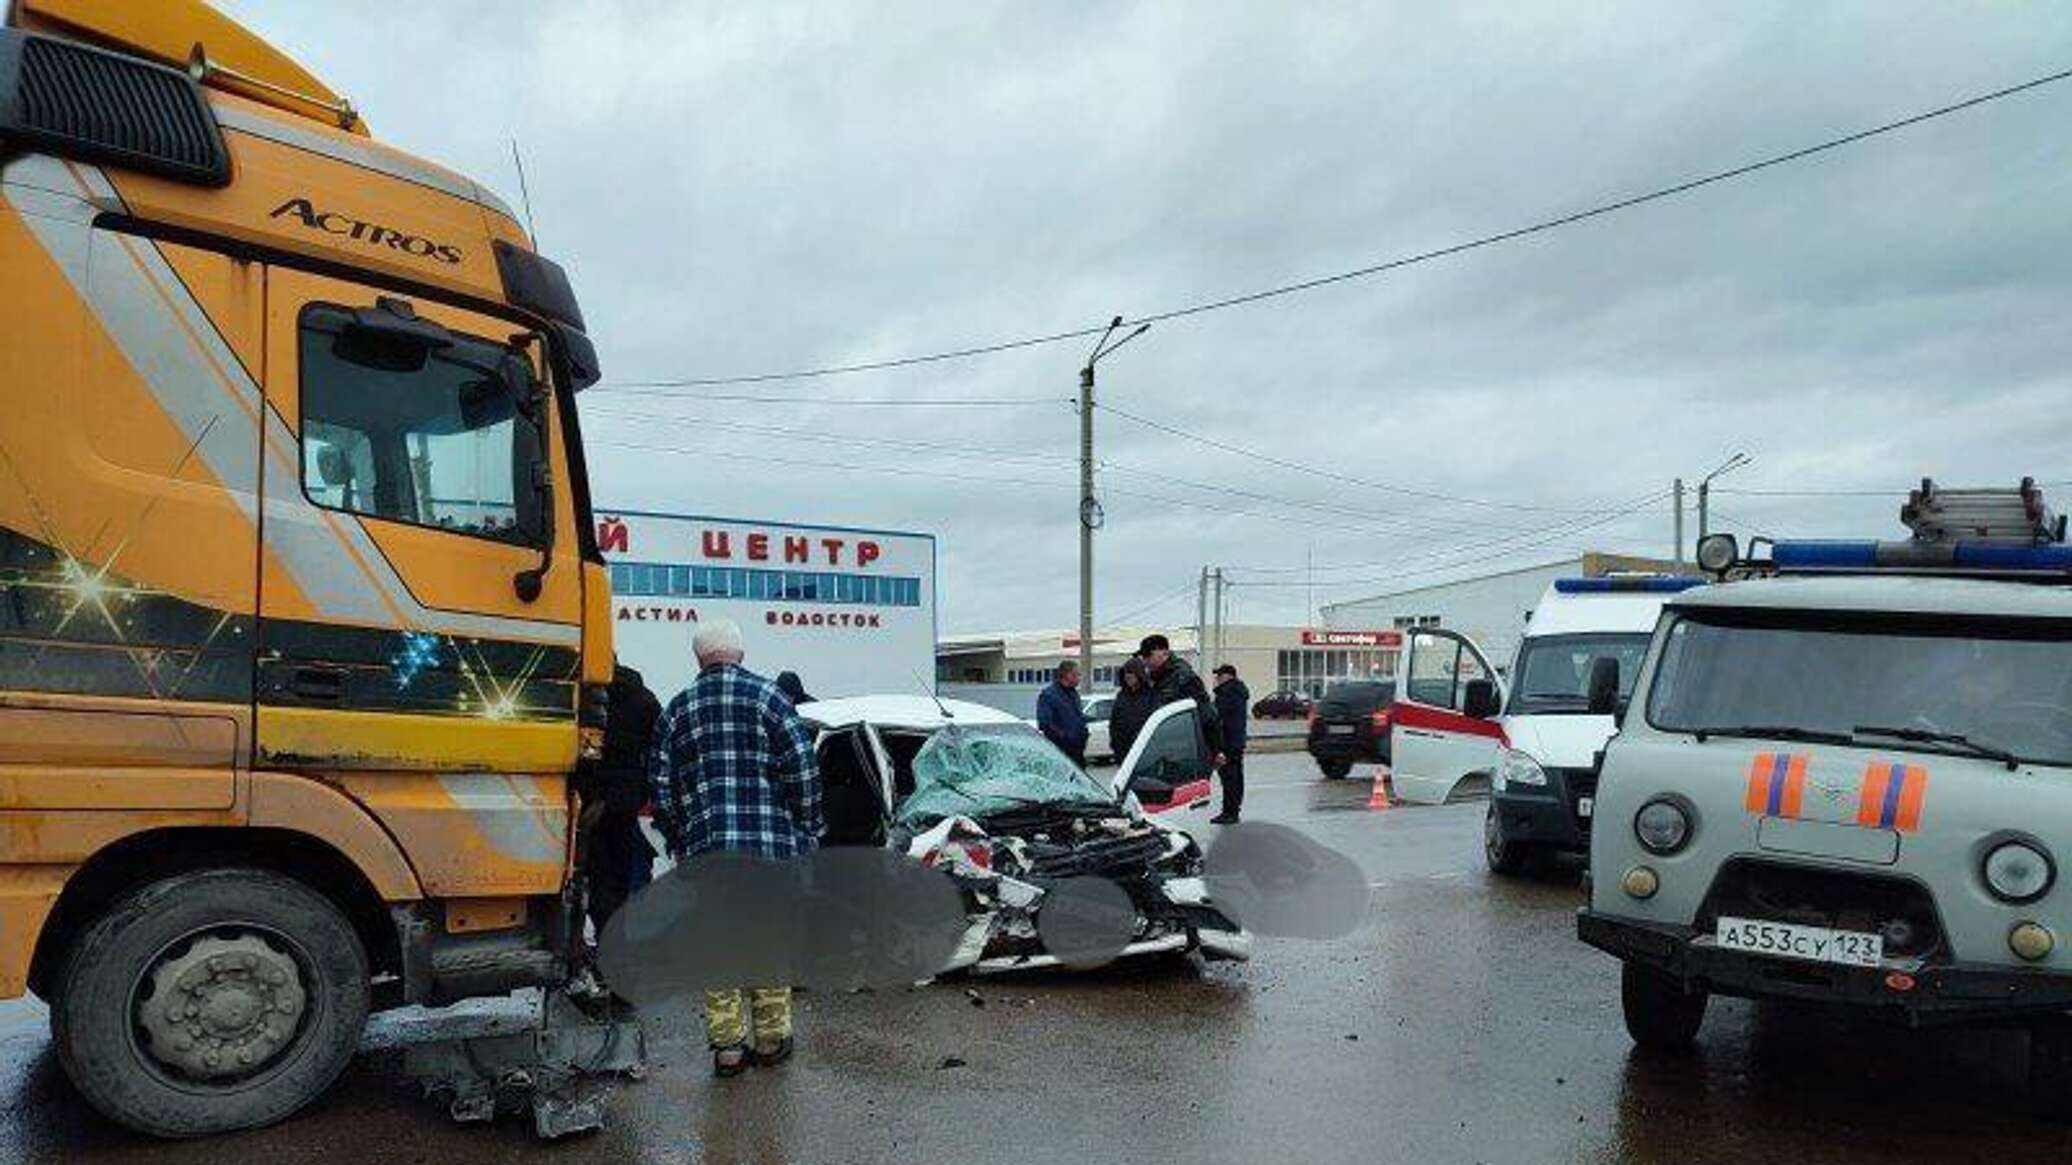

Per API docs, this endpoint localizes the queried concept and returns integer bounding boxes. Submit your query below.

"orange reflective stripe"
[1745,753,1775,814]
[1856,764,1890,827]
[1894,765,1928,833]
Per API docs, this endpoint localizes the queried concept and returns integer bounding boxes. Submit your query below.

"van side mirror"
[1462,677,1501,720]
[1586,658,1621,717]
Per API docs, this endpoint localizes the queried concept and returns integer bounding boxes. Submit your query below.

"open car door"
[1112,698,1216,813]
[1389,628,1507,804]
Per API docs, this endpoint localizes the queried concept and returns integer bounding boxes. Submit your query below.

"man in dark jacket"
[1035,660,1089,766]
[1139,634,1223,764]
[578,662,662,933]
[1109,656,1155,762]
[1210,664,1251,824]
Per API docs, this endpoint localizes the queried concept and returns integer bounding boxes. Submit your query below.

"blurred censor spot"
[1203,822,1370,940]
[598,849,967,1002]
[1035,877,1139,968]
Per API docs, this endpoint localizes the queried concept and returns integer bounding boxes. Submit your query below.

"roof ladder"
[1901,478,2065,545]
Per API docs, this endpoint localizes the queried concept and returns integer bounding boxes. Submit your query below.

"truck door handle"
[1402,728,1444,740]
[288,665,348,702]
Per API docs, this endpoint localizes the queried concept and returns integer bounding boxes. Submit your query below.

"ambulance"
[1482,576,1704,873]
[1579,482,2072,1110]
[3,1,623,1136]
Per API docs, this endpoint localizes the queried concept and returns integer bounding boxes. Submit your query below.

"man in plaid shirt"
[647,618,822,1076]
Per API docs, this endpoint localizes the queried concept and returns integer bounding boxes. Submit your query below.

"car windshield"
[1646,611,2072,767]
[1317,680,1392,717]
[897,722,1116,828]
[1508,633,1652,714]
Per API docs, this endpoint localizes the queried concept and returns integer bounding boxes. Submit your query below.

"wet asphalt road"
[4,751,2069,1164]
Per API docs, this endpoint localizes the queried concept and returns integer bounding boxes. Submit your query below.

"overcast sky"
[222,1,2072,633]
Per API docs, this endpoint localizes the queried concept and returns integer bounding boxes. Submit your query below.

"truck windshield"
[1646,611,2072,767]
[1508,633,1651,715]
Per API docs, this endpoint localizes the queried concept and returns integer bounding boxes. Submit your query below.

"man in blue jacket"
[1210,664,1251,824]
[1036,660,1089,767]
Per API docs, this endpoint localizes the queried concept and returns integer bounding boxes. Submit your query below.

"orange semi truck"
[1,0,623,1136]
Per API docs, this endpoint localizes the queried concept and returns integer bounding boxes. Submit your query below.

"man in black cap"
[1138,633,1223,770]
[1210,663,1250,824]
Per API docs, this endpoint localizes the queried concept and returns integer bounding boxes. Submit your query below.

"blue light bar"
[1771,539,2072,574]
[1952,543,2072,570]
[1553,577,1708,594]
[1771,541,1878,569]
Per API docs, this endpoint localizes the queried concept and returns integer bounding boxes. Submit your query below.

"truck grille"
[1696,858,1944,959]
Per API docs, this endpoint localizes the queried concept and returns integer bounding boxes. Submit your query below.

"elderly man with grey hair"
[646,618,823,1077]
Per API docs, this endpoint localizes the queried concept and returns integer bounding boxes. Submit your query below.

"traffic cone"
[1368,766,1394,810]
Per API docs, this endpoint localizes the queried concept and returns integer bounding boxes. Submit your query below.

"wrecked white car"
[799,695,1252,973]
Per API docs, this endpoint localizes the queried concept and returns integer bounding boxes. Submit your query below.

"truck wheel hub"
[138,933,307,1079]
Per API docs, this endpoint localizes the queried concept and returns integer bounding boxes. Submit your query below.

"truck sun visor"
[493,239,588,331]
[0,30,231,187]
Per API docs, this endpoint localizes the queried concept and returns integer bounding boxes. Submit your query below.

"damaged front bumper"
[912,814,1251,974]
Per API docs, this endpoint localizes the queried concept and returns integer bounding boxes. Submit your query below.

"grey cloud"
[221,0,2072,629]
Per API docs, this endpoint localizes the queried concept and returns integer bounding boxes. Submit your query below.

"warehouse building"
[936,623,1401,713]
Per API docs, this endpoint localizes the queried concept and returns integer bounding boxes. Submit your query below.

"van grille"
[1696,858,1944,959]
[3,32,230,186]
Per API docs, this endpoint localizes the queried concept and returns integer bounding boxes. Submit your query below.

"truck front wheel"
[52,868,369,1138]
[1620,961,1707,1052]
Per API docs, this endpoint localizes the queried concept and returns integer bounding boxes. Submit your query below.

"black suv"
[1305,679,1395,779]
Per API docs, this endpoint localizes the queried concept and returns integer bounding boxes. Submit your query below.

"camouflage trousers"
[704,987,792,1050]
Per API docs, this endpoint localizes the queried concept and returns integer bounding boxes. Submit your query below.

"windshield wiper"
[1691,725,1856,746]
[1852,724,2021,771]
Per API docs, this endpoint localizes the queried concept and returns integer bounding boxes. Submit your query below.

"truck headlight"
[1494,748,1547,793]
[1634,798,1692,855]
[1984,839,2055,904]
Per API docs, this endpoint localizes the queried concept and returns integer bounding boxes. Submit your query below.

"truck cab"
[2,0,614,1136]
[1580,483,2072,1111]
[1484,576,1702,874]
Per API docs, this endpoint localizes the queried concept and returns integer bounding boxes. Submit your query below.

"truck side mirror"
[1586,657,1621,717]
[1462,677,1500,720]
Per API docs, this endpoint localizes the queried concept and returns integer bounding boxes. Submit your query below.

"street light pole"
[1697,451,1753,544]
[1077,316,1150,685]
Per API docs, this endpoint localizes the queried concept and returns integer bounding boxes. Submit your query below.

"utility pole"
[1211,568,1226,675]
[1076,316,1150,685]
[1672,478,1685,566]
[1196,566,1209,672]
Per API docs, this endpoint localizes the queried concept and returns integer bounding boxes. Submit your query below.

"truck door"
[1389,628,1506,804]
[254,267,585,896]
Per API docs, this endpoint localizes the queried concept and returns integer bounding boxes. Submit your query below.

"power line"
[597,65,2072,389]
[1100,580,1202,630]
[1096,401,1612,514]
[585,388,1060,407]
[584,404,1532,535]
[1224,489,1672,593]
[589,436,1617,547]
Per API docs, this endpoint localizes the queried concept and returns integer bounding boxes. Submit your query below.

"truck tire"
[1483,802,1533,875]
[1317,758,1353,780]
[51,868,369,1138]
[2030,1016,2072,1119]
[1620,961,1707,1052]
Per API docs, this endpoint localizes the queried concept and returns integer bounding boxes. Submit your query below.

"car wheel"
[52,868,369,1138]
[1620,962,1707,1052]
[1483,802,1532,875]
[1317,758,1353,780]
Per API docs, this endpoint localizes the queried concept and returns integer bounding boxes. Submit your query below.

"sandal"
[712,1044,749,1078]
[749,1037,794,1068]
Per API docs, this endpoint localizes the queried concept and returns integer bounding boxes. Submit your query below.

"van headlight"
[1983,839,2055,904]
[1494,748,1546,793]
[1634,798,1692,855]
